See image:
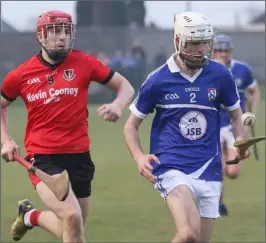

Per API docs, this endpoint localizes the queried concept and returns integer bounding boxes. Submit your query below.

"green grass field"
[1,94,265,242]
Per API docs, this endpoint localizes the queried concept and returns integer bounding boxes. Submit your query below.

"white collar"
[166,53,203,83]
[166,54,180,73]
[229,59,236,71]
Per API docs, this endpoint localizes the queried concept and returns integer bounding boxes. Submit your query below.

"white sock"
[23,209,36,227]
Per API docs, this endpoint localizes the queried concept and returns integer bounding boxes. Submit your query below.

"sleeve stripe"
[129,104,147,119]
[224,100,240,111]
[247,80,257,89]
[100,69,115,85]
[1,90,16,102]
[132,92,140,105]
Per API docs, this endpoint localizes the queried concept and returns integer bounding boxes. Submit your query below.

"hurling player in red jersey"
[1,10,134,243]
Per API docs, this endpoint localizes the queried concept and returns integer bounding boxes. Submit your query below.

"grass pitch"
[1,95,265,242]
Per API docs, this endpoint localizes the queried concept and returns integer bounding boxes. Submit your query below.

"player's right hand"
[1,140,20,162]
[135,154,160,184]
[236,147,251,161]
[97,102,123,122]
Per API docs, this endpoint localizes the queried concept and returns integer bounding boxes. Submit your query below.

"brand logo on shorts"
[208,88,216,101]
[179,111,207,140]
[63,69,76,81]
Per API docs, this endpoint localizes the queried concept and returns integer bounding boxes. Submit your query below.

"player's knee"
[67,212,83,230]
[176,227,200,243]
[62,204,83,228]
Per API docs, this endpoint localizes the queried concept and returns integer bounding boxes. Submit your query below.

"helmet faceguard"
[174,12,214,69]
[37,11,75,62]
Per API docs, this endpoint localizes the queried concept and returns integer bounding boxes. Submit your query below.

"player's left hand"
[97,102,123,122]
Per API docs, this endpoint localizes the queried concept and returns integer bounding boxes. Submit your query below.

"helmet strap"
[36,32,71,63]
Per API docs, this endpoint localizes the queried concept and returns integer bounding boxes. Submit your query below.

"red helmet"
[37,11,73,35]
[37,10,75,62]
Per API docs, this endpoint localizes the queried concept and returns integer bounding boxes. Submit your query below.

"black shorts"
[28,152,95,198]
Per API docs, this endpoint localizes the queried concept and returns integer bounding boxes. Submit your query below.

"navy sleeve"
[243,64,257,89]
[220,69,240,111]
[129,75,156,119]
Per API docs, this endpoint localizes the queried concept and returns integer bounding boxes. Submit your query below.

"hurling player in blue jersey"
[124,12,251,243]
[213,34,260,216]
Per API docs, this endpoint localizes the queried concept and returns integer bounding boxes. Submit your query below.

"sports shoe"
[10,199,34,241]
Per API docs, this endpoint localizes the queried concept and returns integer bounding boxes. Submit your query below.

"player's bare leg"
[220,144,242,216]
[10,200,63,241]
[166,185,200,243]
[11,179,85,243]
[219,143,227,214]
[199,218,215,243]
[36,181,85,242]
[220,143,230,216]
[37,210,62,238]
[78,197,91,225]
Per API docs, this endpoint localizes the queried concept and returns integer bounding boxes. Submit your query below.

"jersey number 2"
[190,93,196,103]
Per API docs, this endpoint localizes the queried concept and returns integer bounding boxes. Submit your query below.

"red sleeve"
[1,69,21,101]
[90,56,115,84]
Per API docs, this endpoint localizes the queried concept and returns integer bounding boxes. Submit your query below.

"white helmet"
[173,12,214,69]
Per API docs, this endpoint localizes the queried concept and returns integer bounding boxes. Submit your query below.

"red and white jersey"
[1,49,114,157]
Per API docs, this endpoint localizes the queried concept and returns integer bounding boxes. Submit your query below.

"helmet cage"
[175,33,214,69]
[38,22,75,53]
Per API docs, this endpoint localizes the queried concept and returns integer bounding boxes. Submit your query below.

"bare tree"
[243,2,264,22]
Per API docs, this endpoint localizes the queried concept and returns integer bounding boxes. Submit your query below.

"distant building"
[1,20,17,33]
[249,12,265,24]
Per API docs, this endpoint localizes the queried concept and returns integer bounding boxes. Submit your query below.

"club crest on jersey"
[208,88,216,101]
[235,78,242,87]
[63,69,76,81]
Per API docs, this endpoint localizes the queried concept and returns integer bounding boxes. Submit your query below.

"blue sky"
[1,1,265,31]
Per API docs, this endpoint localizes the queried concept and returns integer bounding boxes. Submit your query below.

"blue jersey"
[130,55,240,182]
[220,59,257,128]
